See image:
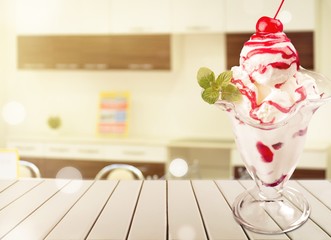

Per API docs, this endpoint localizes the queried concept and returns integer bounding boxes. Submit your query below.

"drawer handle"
[186,25,209,31]
[128,63,153,70]
[16,146,36,151]
[78,149,99,154]
[49,147,69,153]
[122,150,145,156]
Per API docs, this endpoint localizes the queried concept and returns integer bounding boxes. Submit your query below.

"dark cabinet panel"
[233,166,325,180]
[24,157,165,180]
[17,34,171,70]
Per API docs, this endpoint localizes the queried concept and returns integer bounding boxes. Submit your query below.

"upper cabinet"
[15,0,110,34]
[17,35,171,70]
[15,0,315,34]
[225,0,315,32]
[109,0,171,34]
[171,0,225,33]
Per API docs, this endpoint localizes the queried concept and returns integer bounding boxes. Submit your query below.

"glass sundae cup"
[216,68,331,234]
[197,0,331,232]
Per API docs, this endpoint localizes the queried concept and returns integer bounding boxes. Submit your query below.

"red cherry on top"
[256,16,283,33]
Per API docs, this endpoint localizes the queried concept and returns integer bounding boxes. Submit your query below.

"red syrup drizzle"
[245,47,297,61]
[274,82,285,89]
[246,33,290,45]
[263,174,287,187]
[272,142,283,150]
[292,127,308,138]
[243,36,300,74]
[256,141,274,163]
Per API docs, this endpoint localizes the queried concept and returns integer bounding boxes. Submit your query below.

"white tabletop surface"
[0,179,330,240]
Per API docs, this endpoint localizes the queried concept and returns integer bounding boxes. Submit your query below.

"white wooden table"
[0,179,330,240]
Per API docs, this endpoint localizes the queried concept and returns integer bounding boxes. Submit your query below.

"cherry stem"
[274,0,285,19]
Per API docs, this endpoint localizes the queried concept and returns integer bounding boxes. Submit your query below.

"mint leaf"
[197,67,215,89]
[201,87,220,104]
[217,71,233,87]
[221,84,241,102]
[197,67,241,104]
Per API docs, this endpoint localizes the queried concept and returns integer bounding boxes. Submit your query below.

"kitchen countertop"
[6,135,170,146]
[7,134,330,150]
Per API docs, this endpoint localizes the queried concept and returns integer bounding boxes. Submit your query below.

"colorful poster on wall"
[97,92,130,136]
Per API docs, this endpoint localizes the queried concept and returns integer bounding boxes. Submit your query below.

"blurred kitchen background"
[0,0,330,180]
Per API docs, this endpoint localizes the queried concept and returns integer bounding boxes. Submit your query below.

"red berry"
[256,141,274,163]
[256,16,283,33]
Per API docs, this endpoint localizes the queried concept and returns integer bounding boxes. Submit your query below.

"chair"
[19,160,41,178]
[95,164,144,180]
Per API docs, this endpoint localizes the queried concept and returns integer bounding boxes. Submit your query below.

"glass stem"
[257,184,283,200]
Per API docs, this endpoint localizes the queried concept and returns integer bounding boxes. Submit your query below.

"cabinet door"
[15,0,110,34]
[171,0,225,33]
[17,35,171,70]
[277,0,315,31]
[225,0,315,32]
[109,0,170,33]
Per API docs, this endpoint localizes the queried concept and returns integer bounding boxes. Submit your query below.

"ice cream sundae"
[197,1,326,188]
[197,0,331,234]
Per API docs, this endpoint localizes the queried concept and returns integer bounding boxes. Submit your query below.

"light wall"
[2,32,233,141]
[0,1,16,146]
[309,0,331,145]
[1,0,331,146]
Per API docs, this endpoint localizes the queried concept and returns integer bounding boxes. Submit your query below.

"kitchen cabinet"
[17,34,171,70]
[15,0,110,34]
[20,158,165,180]
[225,0,315,32]
[109,0,171,34]
[167,139,234,179]
[14,0,315,35]
[7,138,168,179]
[171,0,225,33]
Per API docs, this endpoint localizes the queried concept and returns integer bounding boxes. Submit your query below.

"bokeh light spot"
[279,10,292,24]
[2,101,26,125]
[177,225,196,239]
[169,158,188,177]
[55,167,83,193]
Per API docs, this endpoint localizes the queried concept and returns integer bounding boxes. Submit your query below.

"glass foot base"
[232,186,310,234]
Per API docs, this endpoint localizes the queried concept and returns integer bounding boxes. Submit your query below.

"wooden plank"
[127,180,167,240]
[288,181,331,237]
[168,180,207,240]
[87,180,142,239]
[0,179,42,210]
[0,179,69,238]
[0,180,16,192]
[45,180,118,240]
[298,180,331,209]
[240,180,331,240]
[2,180,93,240]
[192,180,248,240]
[215,180,290,240]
